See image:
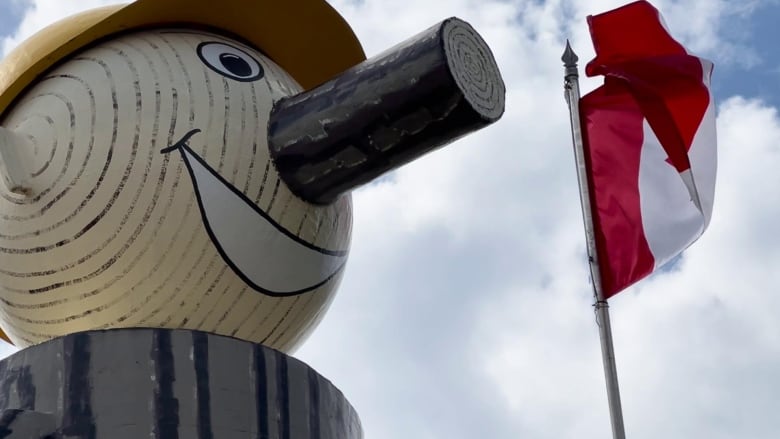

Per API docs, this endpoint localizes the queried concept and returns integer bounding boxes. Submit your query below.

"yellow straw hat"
[0,0,366,119]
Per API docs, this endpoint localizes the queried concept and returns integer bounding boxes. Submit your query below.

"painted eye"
[197,42,265,82]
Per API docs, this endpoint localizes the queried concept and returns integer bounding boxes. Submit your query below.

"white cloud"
[0,1,778,438]
[1,0,122,56]
[301,2,780,439]
[474,96,780,438]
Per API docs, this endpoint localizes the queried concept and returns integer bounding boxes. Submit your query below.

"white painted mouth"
[163,130,348,297]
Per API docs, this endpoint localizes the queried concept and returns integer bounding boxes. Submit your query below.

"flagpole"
[562,40,627,439]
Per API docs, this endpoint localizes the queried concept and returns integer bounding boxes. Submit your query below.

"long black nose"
[268,17,505,205]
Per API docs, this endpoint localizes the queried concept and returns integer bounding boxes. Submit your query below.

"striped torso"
[0,328,363,438]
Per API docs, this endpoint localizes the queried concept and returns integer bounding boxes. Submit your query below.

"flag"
[580,0,716,297]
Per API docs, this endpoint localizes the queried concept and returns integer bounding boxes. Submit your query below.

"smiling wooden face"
[0,29,352,351]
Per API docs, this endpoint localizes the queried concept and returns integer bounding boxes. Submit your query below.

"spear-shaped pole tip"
[562,39,579,79]
[562,40,578,67]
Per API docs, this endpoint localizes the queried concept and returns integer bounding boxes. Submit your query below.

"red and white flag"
[580,1,716,297]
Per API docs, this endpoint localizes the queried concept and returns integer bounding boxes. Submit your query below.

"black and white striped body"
[0,328,362,438]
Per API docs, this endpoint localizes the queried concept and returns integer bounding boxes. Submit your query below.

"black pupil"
[219,53,252,77]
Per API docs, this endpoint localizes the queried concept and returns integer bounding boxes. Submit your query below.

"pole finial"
[562,39,579,67]
[562,39,579,79]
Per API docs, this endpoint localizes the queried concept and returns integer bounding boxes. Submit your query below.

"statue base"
[0,328,361,439]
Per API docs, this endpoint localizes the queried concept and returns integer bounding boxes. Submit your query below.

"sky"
[0,0,779,438]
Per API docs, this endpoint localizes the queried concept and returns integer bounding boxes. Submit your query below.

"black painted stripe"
[275,350,290,439]
[192,332,213,439]
[230,79,248,181]
[156,34,197,127]
[0,409,21,438]
[0,366,34,414]
[0,359,8,411]
[153,330,179,439]
[240,84,259,194]
[195,35,217,158]
[308,367,321,439]
[219,78,230,172]
[335,386,347,438]
[254,160,271,203]
[312,213,327,250]
[253,344,269,439]
[274,192,294,228]
[295,211,309,237]
[61,333,96,439]
[16,367,35,411]
[316,210,344,255]
[266,178,282,214]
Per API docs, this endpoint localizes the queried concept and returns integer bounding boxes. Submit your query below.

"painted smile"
[162,129,348,297]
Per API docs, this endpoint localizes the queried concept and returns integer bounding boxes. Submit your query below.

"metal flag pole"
[562,40,627,439]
